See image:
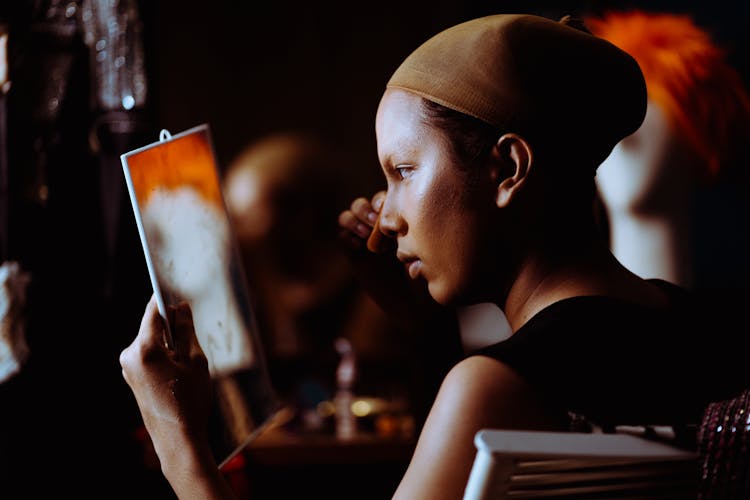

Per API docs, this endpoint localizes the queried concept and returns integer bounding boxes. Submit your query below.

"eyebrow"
[382,142,420,169]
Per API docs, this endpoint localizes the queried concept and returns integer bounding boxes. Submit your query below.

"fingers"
[371,190,386,212]
[141,294,168,348]
[172,302,206,363]
[368,191,395,253]
[338,197,376,251]
[339,191,395,253]
[353,196,380,224]
[338,194,382,235]
[120,294,166,384]
[338,210,371,240]
[342,197,377,233]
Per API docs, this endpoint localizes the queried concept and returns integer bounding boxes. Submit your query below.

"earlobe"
[492,133,533,208]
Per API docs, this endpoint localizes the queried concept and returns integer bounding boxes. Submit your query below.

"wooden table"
[231,428,416,499]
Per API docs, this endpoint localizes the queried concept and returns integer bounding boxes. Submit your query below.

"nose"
[378,192,404,238]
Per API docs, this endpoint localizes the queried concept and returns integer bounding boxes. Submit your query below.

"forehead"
[375,89,433,161]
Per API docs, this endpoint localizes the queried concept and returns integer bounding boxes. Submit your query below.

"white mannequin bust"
[595,99,701,289]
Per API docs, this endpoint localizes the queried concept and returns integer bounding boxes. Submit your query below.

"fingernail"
[356,223,370,238]
[367,211,377,223]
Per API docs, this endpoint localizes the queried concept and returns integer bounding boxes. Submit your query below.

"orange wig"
[586,10,750,180]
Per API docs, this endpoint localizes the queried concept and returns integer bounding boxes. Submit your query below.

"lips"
[404,259,422,279]
[397,251,422,279]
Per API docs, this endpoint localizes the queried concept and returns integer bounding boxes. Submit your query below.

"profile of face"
[595,99,697,215]
[375,89,499,305]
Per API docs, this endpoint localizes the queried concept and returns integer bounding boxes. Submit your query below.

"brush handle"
[366,213,394,253]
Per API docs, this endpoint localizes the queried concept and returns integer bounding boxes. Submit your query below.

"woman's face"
[375,89,499,305]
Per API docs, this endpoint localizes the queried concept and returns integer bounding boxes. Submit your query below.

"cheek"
[411,174,465,253]
[420,200,481,300]
[424,226,480,305]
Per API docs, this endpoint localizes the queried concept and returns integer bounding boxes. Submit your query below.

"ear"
[490,133,533,208]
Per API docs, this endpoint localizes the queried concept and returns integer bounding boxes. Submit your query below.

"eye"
[395,165,414,180]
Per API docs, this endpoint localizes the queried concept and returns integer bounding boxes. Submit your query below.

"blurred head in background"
[224,132,354,356]
[224,132,408,430]
[225,132,349,294]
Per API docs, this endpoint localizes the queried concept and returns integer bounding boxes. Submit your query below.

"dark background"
[142,0,750,290]
[1,1,749,498]
[141,0,750,185]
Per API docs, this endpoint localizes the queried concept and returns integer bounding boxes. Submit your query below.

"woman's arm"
[393,355,567,500]
[119,296,237,499]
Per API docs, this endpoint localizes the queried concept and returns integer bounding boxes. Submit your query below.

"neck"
[500,220,600,330]
[500,228,655,332]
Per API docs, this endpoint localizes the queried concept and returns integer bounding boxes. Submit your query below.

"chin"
[431,276,494,307]
[427,280,463,307]
[426,281,448,305]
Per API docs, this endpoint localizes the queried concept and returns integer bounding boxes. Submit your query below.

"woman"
[120,13,743,499]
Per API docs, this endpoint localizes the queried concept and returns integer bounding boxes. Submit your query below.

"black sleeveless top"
[471,279,749,428]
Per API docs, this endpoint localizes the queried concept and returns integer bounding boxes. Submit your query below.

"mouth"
[405,259,423,279]
[397,251,422,280]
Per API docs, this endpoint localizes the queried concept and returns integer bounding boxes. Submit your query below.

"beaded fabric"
[697,387,750,498]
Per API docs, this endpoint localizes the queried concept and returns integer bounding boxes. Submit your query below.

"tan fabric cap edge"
[385,13,647,169]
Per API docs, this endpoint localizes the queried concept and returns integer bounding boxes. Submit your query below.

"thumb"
[138,294,168,349]
[172,302,202,361]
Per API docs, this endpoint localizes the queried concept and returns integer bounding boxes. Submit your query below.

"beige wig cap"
[387,14,647,171]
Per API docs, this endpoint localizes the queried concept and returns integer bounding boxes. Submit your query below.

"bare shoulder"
[443,355,525,396]
[393,356,563,500]
[437,355,548,428]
